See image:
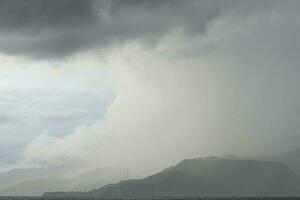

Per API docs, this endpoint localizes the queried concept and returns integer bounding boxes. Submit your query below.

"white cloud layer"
[23,122,105,166]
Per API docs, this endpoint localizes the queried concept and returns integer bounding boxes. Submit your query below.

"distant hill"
[262,147,300,175]
[0,165,69,190]
[44,157,300,198]
[222,147,300,175]
[0,167,134,196]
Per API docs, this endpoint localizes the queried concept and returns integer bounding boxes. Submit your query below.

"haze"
[0,0,299,177]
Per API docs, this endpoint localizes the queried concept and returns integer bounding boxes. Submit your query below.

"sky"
[0,0,300,175]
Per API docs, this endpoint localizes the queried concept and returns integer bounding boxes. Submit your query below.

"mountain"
[44,157,300,198]
[0,167,134,196]
[71,167,134,191]
[262,147,300,175]
[222,147,300,175]
[0,165,69,190]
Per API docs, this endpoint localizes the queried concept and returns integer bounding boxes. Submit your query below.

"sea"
[0,197,299,200]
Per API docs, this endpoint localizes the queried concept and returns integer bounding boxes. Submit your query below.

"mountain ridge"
[44,157,300,198]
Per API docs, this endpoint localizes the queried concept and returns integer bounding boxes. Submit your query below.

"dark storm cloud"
[0,0,98,58]
[0,0,97,31]
[0,0,277,59]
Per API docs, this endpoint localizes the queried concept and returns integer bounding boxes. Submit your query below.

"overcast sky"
[0,0,300,175]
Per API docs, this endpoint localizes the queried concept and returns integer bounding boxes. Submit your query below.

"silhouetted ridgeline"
[223,147,300,175]
[43,157,300,199]
[262,147,300,175]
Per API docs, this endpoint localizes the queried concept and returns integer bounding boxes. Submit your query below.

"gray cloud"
[0,0,98,58]
[0,0,283,59]
[0,112,13,124]
[0,0,97,31]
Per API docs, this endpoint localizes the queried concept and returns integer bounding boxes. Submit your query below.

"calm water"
[0,197,299,200]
